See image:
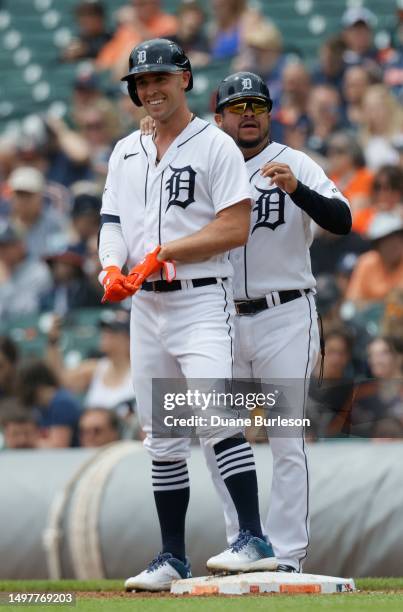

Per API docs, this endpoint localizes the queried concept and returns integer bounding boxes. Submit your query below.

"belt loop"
[272,291,281,306]
[265,293,276,308]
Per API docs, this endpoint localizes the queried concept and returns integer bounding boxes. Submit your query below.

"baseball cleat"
[206,529,278,573]
[125,552,191,592]
[277,564,299,573]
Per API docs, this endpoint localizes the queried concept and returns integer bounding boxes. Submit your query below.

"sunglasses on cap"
[226,99,269,115]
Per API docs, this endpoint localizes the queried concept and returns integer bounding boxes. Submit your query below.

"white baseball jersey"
[231,142,350,299]
[101,117,251,280]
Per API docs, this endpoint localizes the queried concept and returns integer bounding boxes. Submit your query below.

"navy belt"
[235,290,308,315]
[142,277,225,292]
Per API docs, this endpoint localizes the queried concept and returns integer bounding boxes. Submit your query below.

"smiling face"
[134,71,191,123]
[215,98,270,154]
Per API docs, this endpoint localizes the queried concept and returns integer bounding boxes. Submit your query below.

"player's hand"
[139,115,155,136]
[127,246,176,291]
[98,266,136,303]
[260,162,298,194]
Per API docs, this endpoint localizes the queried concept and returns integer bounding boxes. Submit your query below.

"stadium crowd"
[0,0,402,449]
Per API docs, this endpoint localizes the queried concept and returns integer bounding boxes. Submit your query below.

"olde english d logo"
[166,165,197,210]
[252,187,285,233]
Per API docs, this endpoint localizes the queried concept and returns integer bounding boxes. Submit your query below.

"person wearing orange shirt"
[346,212,403,305]
[353,165,403,236]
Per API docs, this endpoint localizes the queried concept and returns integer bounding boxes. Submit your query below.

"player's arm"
[98,146,136,301]
[260,161,352,235]
[158,199,251,263]
[157,133,252,262]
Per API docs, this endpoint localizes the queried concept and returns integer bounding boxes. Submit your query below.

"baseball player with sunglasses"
[99,43,277,592]
[212,72,352,573]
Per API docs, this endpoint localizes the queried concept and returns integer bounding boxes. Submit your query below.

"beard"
[237,124,270,149]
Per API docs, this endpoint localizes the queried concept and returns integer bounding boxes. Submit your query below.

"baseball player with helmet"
[209,72,352,573]
[98,42,278,591]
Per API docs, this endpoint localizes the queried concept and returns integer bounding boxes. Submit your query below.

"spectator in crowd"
[321,325,355,380]
[327,132,374,217]
[44,115,94,187]
[0,222,52,319]
[40,245,101,315]
[350,336,403,438]
[1,401,39,449]
[367,336,403,380]
[308,325,355,439]
[61,0,113,62]
[75,100,121,185]
[341,7,380,69]
[359,84,403,170]
[18,360,81,448]
[4,113,92,194]
[79,408,121,447]
[170,1,210,67]
[70,69,109,127]
[232,20,286,109]
[47,310,134,414]
[71,192,101,254]
[0,336,19,400]
[305,85,344,158]
[353,165,403,235]
[342,65,371,131]
[209,0,253,60]
[277,61,311,129]
[346,212,403,306]
[96,0,178,74]
[7,167,68,259]
[312,35,346,90]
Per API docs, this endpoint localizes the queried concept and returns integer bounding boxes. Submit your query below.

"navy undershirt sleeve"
[289,180,352,235]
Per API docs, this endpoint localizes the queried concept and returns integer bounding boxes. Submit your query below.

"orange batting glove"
[98,266,136,303]
[127,246,176,291]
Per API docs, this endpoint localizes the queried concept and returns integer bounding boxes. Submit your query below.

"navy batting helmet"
[121,38,193,107]
[215,72,272,113]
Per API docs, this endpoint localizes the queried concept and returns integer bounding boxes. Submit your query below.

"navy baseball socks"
[206,436,278,572]
[152,459,190,562]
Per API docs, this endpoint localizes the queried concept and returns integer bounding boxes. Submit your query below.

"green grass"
[1,594,403,612]
[1,577,403,592]
[0,579,402,612]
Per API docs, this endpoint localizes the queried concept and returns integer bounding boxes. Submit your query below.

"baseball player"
[98,42,277,591]
[209,72,352,573]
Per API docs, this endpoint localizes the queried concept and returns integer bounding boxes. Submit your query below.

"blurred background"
[0,0,402,448]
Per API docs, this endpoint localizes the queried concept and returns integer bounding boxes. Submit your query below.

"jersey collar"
[142,117,208,173]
